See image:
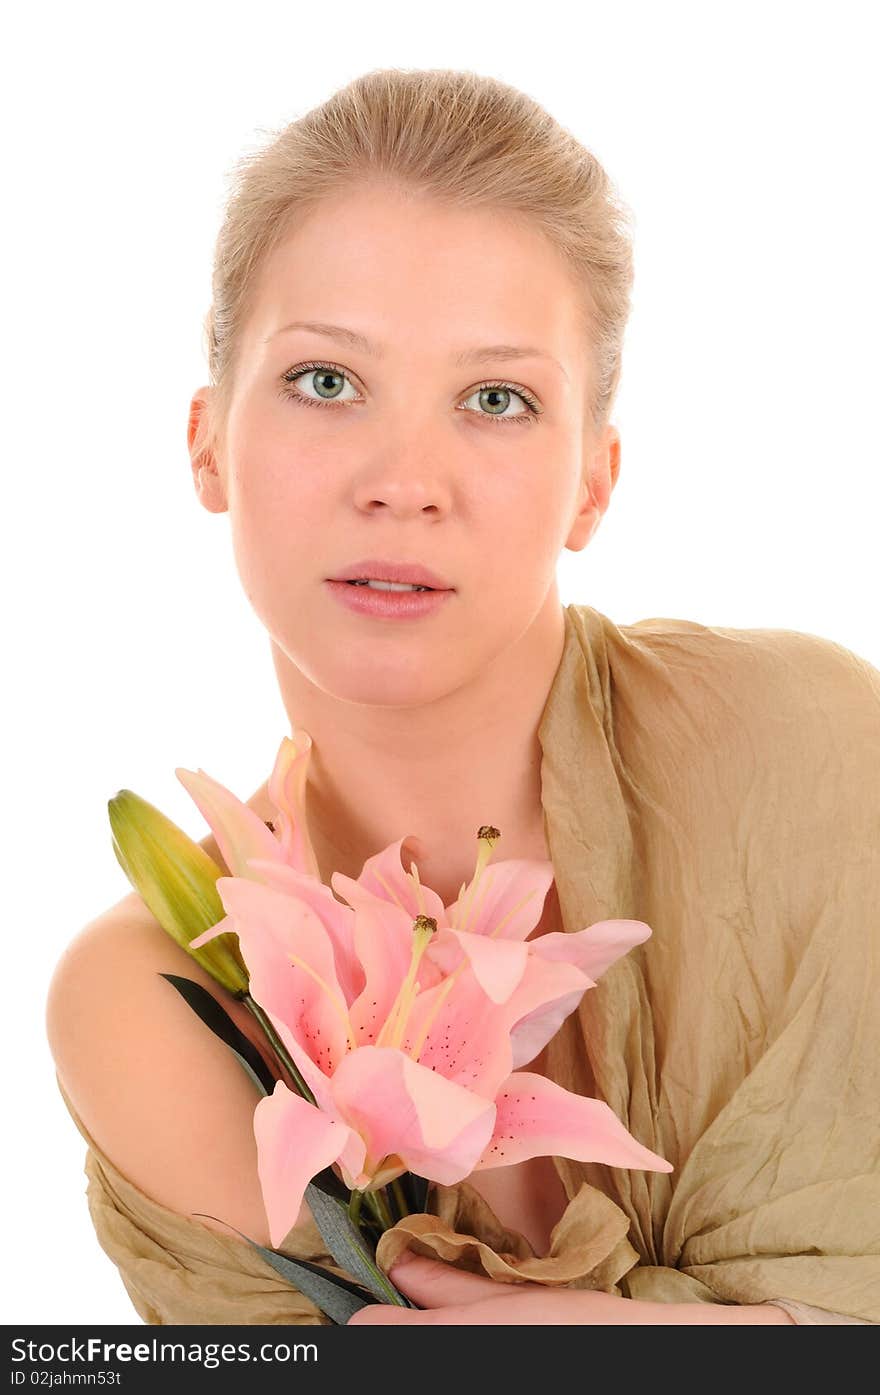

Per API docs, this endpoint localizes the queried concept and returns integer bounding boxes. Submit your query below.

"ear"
[564,423,620,551]
[188,387,228,514]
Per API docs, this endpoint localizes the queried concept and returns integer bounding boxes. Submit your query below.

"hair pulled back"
[197,67,634,461]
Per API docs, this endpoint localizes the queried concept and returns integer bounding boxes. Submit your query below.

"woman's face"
[191,182,619,707]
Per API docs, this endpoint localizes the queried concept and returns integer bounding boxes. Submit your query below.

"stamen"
[462,866,496,931]
[375,915,437,1051]
[454,825,501,932]
[408,859,427,917]
[487,888,538,939]
[373,868,411,917]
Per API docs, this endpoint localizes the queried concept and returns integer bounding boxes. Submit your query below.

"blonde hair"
[197,67,635,463]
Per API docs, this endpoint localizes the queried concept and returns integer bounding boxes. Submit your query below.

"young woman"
[46,68,878,1326]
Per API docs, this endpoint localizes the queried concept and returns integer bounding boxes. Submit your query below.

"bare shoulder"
[45,777,300,1250]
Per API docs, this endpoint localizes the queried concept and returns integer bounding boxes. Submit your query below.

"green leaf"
[308,1165,352,1205]
[248,1249,377,1324]
[160,974,352,1207]
[305,1186,417,1308]
[159,973,277,1095]
[190,1214,378,1325]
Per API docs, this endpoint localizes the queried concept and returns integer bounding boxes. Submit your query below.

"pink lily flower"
[191,827,672,1248]
[174,731,350,975]
[176,730,320,881]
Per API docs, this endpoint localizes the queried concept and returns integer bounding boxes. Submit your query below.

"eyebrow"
[265,319,569,382]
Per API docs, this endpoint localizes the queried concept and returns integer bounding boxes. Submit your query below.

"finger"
[351,1299,525,1326]
[347,1303,428,1325]
[387,1253,539,1302]
[388,1253,517,1307]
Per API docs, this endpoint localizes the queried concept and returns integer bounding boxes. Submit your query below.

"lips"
[325,579,454,619]
[328,559,453,590]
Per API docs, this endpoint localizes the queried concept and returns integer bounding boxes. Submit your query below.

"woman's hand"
[347,1252,627,1325]
[346,1253,796,1324]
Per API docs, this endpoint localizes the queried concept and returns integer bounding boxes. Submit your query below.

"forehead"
[245,184,586,360]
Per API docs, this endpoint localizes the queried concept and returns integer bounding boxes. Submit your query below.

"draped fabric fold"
[55,604,880,1323]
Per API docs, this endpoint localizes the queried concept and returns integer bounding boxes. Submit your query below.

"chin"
[321,665,458,708]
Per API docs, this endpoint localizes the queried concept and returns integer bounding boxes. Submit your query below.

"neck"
[268,598,567,905]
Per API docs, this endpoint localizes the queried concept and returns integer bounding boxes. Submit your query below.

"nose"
[351,439,453,518]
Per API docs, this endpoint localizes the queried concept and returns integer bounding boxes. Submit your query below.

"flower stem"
[363,1192,384,1224]
[243,994,316,1105]
[391,1177,410,1219]
[348,1190,363,1226]
[371,1188,394,1230]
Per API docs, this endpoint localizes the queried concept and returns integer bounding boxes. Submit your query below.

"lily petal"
[532,919,652,982]
[331,834,446,925]
[262,1002,337,1114]
[214,876,354,1077]
[499,955,595,1068]
[428,927,529,1004]
[330,1045,497,1188]
[266,732,322,880]
[175,766,282,879]
[403,968,515,1098]
[347,897,427,1046]
[253,1081,358,1247]
[471,1070,674,1174]
[244,857,364,1004]
[447,857,555,941]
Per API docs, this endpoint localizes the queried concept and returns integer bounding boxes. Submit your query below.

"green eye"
[282,363,358,404]
[460,383,539,423]
[278,361,542,426]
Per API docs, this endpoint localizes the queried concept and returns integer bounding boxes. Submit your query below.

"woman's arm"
[619,1297,794,1324]
[45,792,292,1251]
[45,904,292,1249]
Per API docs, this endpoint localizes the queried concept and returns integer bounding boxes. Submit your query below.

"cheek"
[228,436,327,551]
[485,470,572,571]
[224,465,310,619]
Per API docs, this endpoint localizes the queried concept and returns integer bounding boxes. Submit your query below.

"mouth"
[328,559,454,591]
[324,578,454,619]
[342,579,436,593]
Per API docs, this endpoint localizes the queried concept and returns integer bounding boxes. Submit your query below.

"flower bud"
[108,788,249,997]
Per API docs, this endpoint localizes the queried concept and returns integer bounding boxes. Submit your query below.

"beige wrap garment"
[56,604,880,1324]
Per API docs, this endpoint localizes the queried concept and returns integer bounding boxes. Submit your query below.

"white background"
[4,0,877,1324]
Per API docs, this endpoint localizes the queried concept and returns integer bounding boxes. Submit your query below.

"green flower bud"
[108,789,249,997]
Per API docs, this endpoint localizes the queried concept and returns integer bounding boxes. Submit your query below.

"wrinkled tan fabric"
[56,604,880,1323]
